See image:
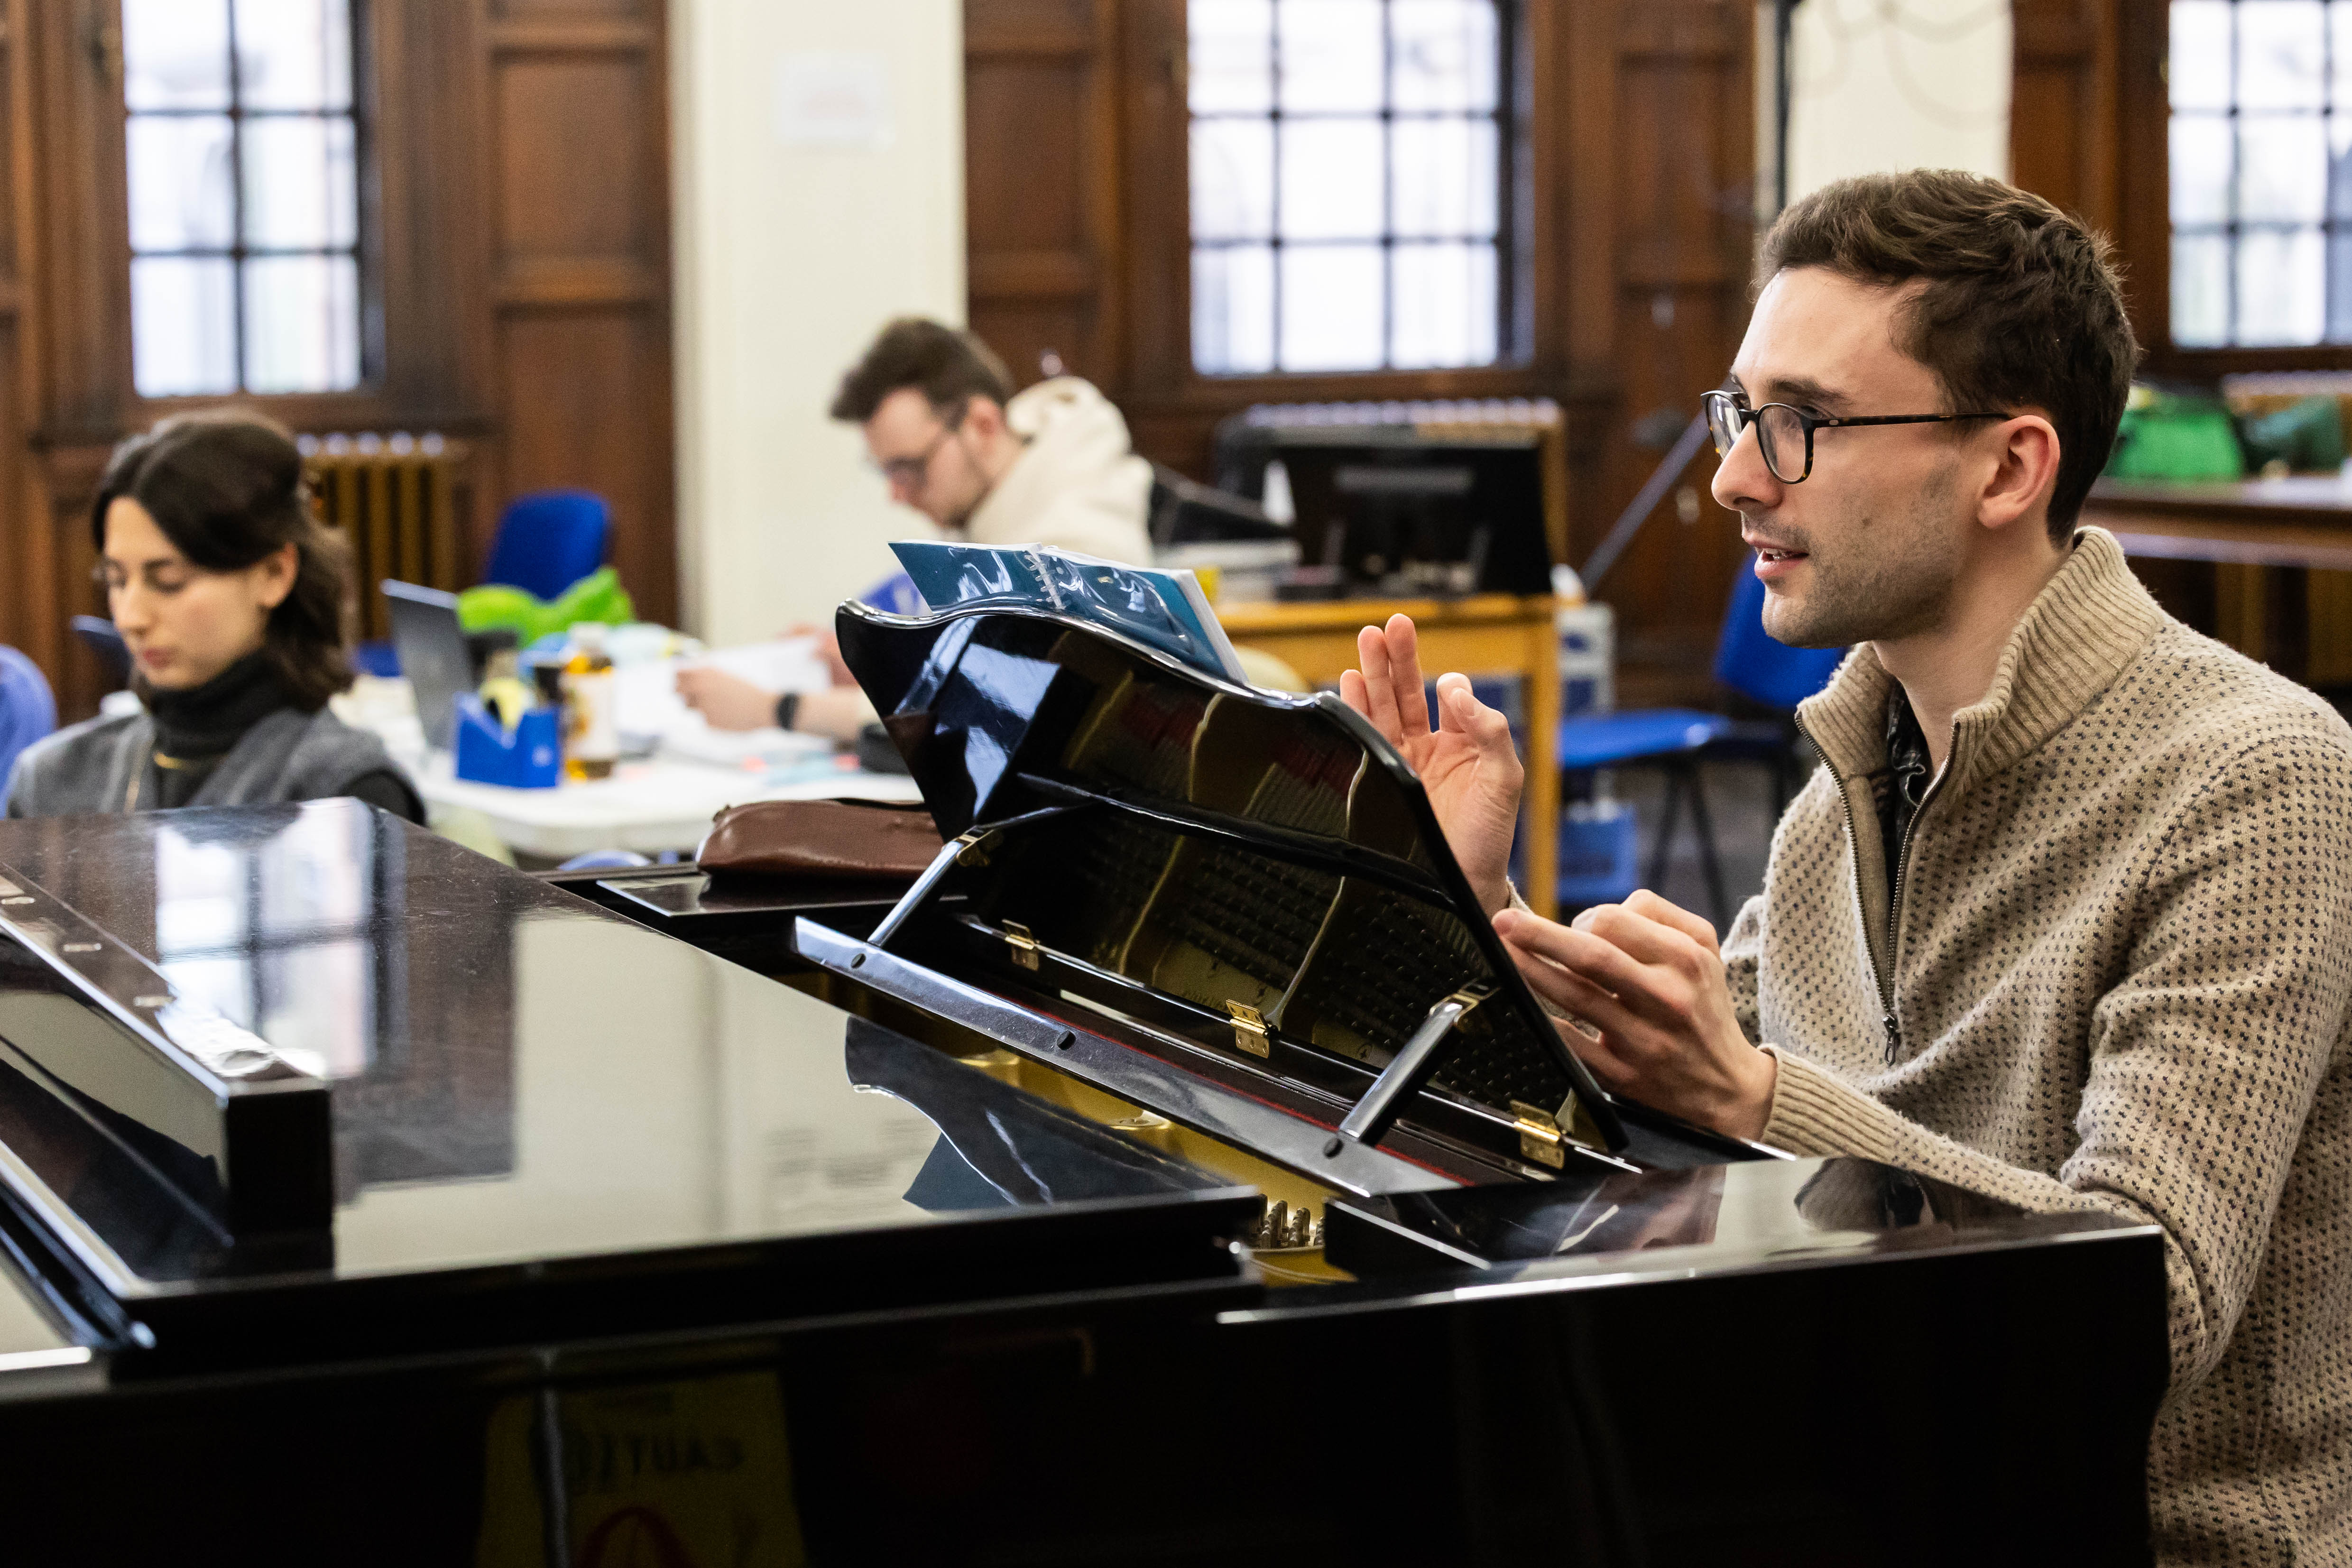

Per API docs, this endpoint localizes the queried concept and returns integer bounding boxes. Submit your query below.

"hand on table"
[1492,889,1775,1141]
[781,624,856,687]
[675,667,781,732]
[1338,613,1523,917]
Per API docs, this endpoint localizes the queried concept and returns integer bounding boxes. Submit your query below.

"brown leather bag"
[696,799,944,880]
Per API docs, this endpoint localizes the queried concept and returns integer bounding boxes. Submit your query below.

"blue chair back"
[0,646,56,792]
[859,570,926,617]
[1712,556,1845,711]
[70,616,132,691]
[483,490,610,600]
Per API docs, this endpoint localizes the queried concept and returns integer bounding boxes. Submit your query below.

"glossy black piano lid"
[1324,1154,2108,1277]
[835,601,1628,1148]
[0,805,1251,1344]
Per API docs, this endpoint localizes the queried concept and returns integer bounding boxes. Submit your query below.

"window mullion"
[226,0,248,393]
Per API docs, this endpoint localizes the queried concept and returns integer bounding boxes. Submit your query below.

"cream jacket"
[963,377,1154,566]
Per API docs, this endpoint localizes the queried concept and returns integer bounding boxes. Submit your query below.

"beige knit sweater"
[1723,529,2351,1563]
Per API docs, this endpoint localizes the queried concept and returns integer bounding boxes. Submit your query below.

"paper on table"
[692,637,834,693]
[618,637,838,769]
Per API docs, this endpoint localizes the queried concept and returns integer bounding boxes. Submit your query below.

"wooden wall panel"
[497,311,672,612]
[2010,0,2120,235]
[965,0,1123,387]
[1592,1,1753,671]
[496,59,655,263]
[0,0,29,666]
[484,5,675,623]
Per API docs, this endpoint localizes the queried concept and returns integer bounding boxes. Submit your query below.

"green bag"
[2106,394,2245,481]
[2239,395,2346,474]
[456,566,636,646]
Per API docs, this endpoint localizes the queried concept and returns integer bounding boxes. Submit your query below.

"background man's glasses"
[1701,389,2008,484]
[874,405,968,490]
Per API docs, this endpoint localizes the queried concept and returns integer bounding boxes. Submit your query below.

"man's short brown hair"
[829,318,1016,424]
[1758,170,2138,542]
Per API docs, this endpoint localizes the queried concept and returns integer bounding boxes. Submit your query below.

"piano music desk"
[1217,592,1562,917]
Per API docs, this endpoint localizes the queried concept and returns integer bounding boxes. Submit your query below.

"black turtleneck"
[135,652,417,818]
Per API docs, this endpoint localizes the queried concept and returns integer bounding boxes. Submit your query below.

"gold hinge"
[1000,920,1041,970]
[954,828,996,867]
[1510,1099,1567,1170]
[1448,984,1495,1024]
[1225,1000,1271,1058]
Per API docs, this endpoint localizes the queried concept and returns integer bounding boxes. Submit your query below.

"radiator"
[298,434,469,643]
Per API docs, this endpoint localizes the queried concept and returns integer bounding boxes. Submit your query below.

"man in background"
[680,317,1154,734]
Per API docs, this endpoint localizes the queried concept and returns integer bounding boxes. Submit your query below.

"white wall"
[1783,0,2012,204]
[670,0,965,643]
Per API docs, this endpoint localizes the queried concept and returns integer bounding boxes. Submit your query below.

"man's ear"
[1977,413,2062,539]
[962,395,1007,442]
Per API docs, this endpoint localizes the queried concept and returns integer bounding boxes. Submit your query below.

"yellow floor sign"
[477,1369,808,1568]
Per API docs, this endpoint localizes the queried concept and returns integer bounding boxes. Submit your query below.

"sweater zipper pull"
[1882,1008,1901,1063]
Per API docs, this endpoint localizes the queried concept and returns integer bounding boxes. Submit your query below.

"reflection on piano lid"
[0,803,1256,1378]
[1322,1155,2098,1276]
[819,600,1768,1187]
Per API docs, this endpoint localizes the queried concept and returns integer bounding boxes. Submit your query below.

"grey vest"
[5,705,414,819]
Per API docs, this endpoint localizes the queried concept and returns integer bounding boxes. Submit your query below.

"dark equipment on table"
[1213,402,1559,598]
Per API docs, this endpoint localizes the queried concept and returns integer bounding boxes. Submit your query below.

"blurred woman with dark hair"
[5,411,421,821]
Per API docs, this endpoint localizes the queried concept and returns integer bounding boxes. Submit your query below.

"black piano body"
[0,601,2168,1568]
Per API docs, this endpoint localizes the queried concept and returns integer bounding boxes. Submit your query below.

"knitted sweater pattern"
[1727,529,2352,1563]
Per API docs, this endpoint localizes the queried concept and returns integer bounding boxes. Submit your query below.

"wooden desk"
[2084,476,2352,678]
[1218,593,1561,917]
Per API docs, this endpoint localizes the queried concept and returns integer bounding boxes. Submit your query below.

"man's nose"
[1710,422,1782,516]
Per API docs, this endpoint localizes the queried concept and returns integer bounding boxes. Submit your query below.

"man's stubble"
[1756,460,1965,650]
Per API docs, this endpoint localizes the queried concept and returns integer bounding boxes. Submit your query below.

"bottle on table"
[477,648,535,732]
[560,622,619,781]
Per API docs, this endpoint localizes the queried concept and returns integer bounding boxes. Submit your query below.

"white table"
[410,753,923,860]
[336,675,923,862]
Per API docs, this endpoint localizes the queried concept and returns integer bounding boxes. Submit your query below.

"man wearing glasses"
[1346,171,2351,1563]
[680,318,1154,734]
[827,316,1153,564]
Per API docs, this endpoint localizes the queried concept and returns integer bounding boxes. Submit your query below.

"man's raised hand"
[1338,613,1523,916]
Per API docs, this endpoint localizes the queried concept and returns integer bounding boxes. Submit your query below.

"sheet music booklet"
[889,541,1251,685]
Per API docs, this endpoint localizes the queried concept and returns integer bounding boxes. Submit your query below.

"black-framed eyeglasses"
[1701,389,2009,485]
[872,404,968,491]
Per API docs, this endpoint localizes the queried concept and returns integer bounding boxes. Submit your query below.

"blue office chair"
[0,646,57,792]
[555,849,653,873]
[483,490,611,601]
[71,616,132,691]
[1555,555,1845,926]
[1706,562,1847,812]
[1557,703,1733,921]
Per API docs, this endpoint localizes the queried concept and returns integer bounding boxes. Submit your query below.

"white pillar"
[670,0,966,642]
[1783,0,2013,204]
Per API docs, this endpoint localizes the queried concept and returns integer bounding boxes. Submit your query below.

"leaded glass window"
[123,0,363,396]
[2169,0,2352,347]
[1189,0,1512,375]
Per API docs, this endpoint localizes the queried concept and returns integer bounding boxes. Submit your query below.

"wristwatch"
[774,692,802,731]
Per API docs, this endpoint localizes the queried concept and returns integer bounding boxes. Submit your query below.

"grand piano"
[0,600,2168,1565]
